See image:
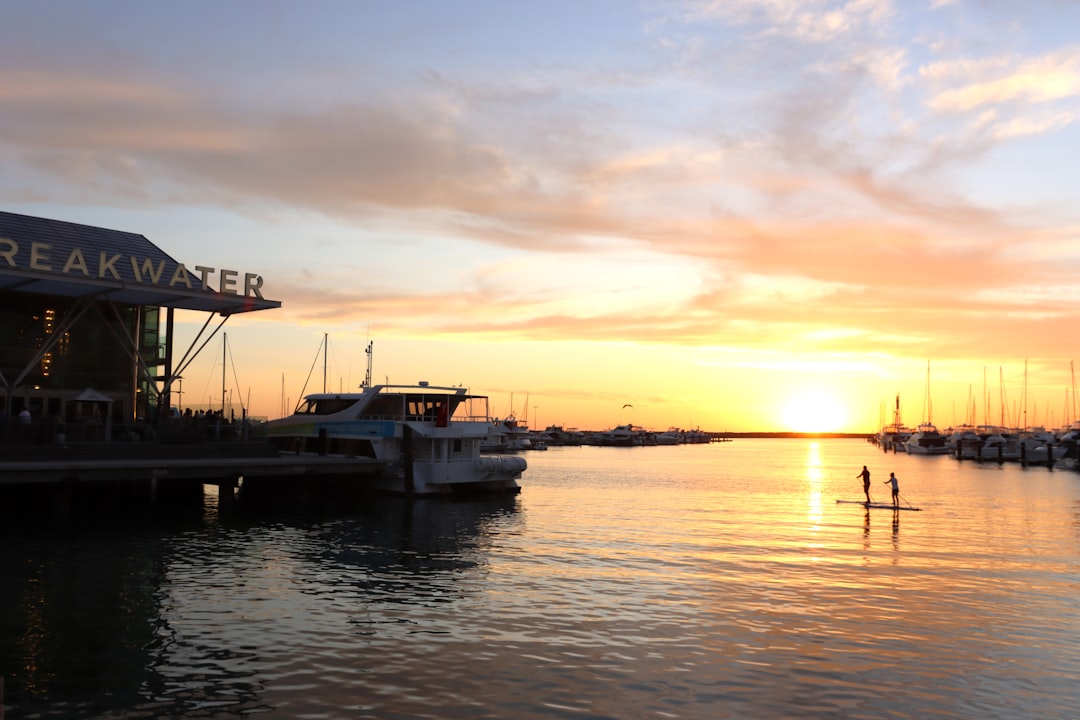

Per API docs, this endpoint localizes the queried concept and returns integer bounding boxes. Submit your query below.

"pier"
[0,441,386,521]
[0,442,382,485]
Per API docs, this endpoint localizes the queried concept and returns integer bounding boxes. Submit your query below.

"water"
[3,439,1079,719]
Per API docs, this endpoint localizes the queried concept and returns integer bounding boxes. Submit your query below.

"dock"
[0,441,386,519]
[0,443,384,485]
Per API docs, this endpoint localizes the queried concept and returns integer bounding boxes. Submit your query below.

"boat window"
[295,398,356,415]
[295,399,319,415]
[363,396,402,419]
[406,395,447,419]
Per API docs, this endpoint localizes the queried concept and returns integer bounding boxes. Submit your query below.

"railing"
[1,415,270,446]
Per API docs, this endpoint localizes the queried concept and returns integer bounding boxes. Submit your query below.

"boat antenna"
[363,340,373,388]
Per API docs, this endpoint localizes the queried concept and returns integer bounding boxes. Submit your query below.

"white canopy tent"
[71,387,114,442]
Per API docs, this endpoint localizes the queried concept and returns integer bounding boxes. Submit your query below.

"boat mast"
[983,367,988,428]
[999,367,1005,429]
[923,360,932,425]
[1022,358,1028,431]
[1072,361,1077,426]
[322,332,328,393]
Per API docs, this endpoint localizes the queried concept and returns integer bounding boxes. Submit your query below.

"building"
[0,210,281,441]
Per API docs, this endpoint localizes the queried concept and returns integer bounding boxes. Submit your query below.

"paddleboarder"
[883,472,900,508]
[856,466,872,503]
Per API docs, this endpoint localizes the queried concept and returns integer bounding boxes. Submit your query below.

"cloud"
[687,0,894,42]
[923,49,1080,112]
[3,3,1080,375]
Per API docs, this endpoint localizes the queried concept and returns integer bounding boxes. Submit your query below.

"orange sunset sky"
[4,2,1080,433]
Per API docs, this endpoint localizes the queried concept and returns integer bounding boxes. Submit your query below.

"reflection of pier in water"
[0,491,520,717]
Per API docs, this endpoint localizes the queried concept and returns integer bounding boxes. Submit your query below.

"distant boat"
[977,431,1022,461]
[907,363,950,455]
[684,427,710,444]
[538,425,582,446]
[481,415,532,452]
[656,428,684,445]
[906,423,950,455]
[592,424,652,446]
[1017,427,1067,464]
[879,394,913,452]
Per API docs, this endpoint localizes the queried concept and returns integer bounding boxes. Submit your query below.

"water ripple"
[3,441,1080,718]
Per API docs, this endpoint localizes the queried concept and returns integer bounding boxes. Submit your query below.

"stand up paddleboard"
[836,500,922,511]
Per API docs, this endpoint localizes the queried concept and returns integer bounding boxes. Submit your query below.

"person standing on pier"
[884,472,900,508]
[857,466,872,503]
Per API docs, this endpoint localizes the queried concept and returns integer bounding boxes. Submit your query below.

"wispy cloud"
[3,2,1080,427]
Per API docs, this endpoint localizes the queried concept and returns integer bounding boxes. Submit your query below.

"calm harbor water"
[3,438,1079,719]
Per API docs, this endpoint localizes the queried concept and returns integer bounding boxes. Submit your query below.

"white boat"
[655,428,684,445]
[481,415,532,452]
[947,426,981,459]
[593,424,652,446]
[1016,427,1067,464]
[266,382,526,495]
[906,363,950,455]
[978,432,1022,461]
[905,423,951,455]
[878,394,912,452]
[684,428,711,444]
[537,425,582,446]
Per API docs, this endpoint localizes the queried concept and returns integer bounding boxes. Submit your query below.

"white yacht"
[905,423,951,455]
[878,394,912,452]
[1009,427,1067,464]
[481,415,532,452]
[978,431,1022,461]
[267,382,526,495]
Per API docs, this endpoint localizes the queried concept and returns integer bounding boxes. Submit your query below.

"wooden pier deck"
[0,442,384,486]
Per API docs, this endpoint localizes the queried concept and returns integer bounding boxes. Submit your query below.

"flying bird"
[622,404,633,408]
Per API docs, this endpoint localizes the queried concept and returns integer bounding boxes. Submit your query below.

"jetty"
[0,438,386,520]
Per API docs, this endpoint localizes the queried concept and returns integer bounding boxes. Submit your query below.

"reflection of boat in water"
[267,382,526,496]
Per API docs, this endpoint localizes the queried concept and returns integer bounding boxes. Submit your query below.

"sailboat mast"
[983,367,988,427]
[322,332,328,393]
[1023,358,1028,431]
[999,367,1005,428]
[1072,361,1077,426]
[221,333,227,413]
[924,360,932,425]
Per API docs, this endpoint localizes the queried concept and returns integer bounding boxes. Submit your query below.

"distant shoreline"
[714,432,874,440]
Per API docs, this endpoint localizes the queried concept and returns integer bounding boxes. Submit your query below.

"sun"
[781,390,848,433]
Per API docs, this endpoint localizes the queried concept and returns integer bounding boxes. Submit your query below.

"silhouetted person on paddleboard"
[884,472,900,508]
[857,466,871,503]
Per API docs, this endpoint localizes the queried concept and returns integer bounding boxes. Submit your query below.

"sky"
[4,0,1080,433]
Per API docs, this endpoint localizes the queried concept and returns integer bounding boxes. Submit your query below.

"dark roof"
[0,211,281,315]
